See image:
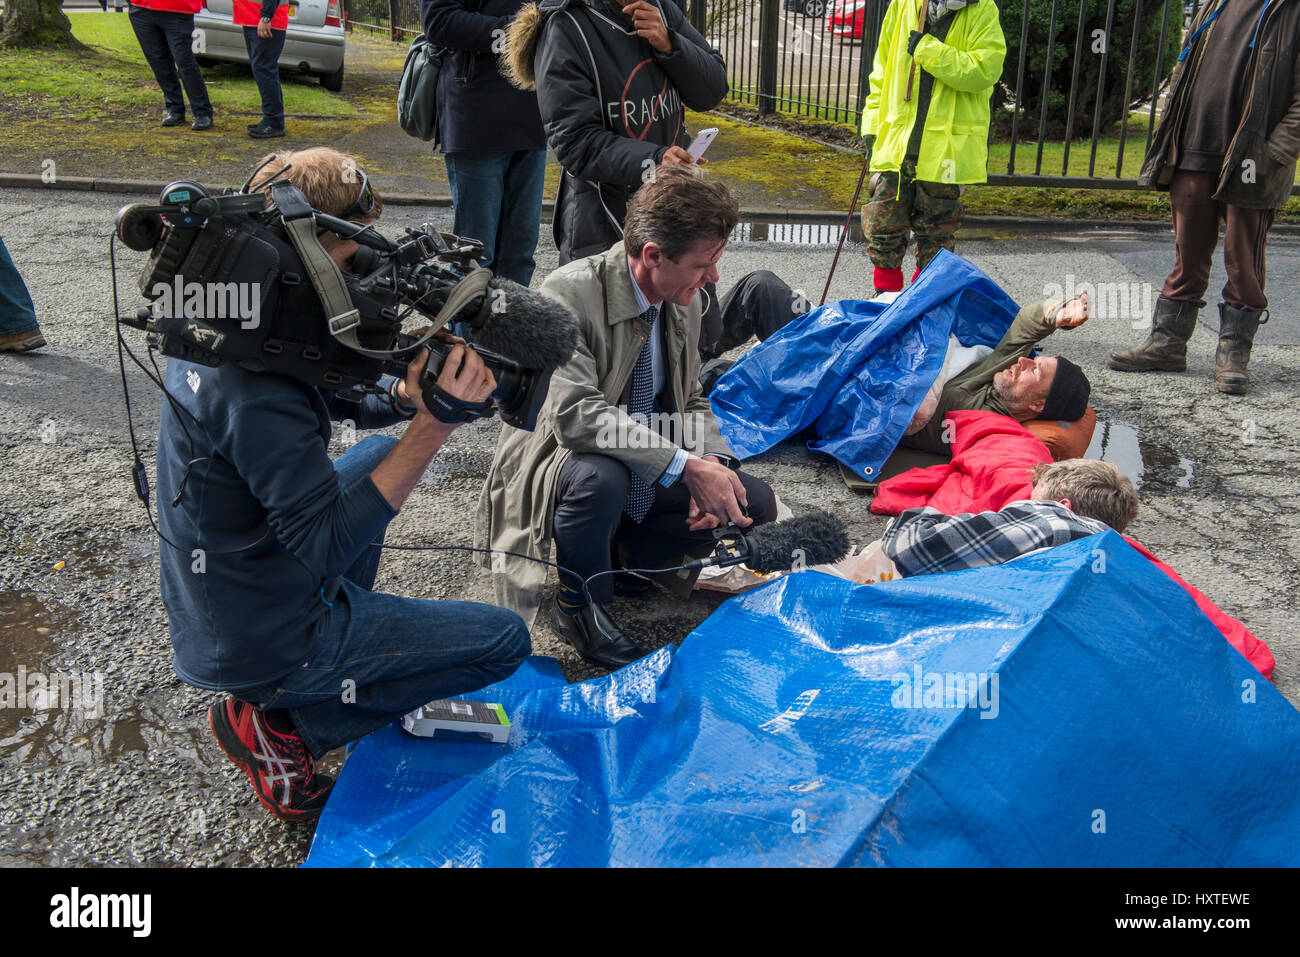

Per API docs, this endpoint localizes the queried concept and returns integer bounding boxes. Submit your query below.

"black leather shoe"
[552,599,644,670]
[161,111,185,127]
[612,571,655,598]
[191,115,213,131]
[247,121,286,139]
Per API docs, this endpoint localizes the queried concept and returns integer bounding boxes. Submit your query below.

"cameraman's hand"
[435,342,496,408]
[681,455,749,531]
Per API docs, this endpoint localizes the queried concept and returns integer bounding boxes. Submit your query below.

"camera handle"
[419,378,495,424]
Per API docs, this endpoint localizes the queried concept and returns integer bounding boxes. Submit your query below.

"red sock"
[873,266,904,293]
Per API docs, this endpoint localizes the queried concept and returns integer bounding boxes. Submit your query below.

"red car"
[828,0,869,39]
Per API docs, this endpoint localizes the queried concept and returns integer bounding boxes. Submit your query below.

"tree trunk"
[0,0,88,50]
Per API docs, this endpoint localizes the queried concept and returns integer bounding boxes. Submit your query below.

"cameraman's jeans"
[444,150,547,286]
[0,237,39,336]
[238,435,531,757]
[128,6,213,120]
[242,26,287,129]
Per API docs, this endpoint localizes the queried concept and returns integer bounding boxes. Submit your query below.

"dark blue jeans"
[128,6,212,119]
[242,26,287,128]
[444,150,547,286]
[0,236,39,337]
[238,435,531,756]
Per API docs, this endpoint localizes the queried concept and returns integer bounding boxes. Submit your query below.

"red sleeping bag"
[871,410,1275,678]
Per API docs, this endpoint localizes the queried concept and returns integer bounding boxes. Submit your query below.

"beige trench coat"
[474,242,735,627]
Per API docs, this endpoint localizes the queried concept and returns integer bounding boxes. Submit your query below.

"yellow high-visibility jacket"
[860,0,1006,185]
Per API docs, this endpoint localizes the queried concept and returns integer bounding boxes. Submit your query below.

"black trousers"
[129,6,212,119]
[553,452,778,604]
[700,270,809,360]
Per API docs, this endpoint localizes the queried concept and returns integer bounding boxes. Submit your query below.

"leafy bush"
[996,0,1185,140]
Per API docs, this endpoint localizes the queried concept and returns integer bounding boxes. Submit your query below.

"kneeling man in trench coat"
[475,167,778,670]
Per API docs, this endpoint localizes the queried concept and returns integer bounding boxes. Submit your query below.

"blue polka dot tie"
[624,307,657,523]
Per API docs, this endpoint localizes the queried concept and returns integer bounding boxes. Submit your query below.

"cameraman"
[156,147,529,822]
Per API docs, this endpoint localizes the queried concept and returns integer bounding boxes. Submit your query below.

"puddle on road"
[0,591,78,739]
[1085,417,1194,494]
[731,221,863,246]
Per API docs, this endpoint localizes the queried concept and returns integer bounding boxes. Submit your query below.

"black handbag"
[397,34,445,144]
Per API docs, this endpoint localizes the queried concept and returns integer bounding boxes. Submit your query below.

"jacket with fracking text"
[504,0,728,263]
[859,0,1005,185]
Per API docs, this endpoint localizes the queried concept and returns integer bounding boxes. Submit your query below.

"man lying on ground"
[880,458,1138,577]
[903,292,1092,456]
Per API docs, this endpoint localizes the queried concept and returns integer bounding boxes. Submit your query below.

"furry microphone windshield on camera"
[459,277,581,372]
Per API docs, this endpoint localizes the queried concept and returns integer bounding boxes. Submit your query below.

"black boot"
[1107,297,1199,372]
[1214,303,1267,395]
[552,598,645,670]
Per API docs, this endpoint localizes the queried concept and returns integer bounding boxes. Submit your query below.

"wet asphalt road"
[1,187,1297,866]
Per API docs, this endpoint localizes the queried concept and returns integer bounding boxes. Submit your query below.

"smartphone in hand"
[688,127,719,161]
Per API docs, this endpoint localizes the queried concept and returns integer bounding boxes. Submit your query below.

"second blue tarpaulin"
[304,533,1300,867]
[709,249,1021,480]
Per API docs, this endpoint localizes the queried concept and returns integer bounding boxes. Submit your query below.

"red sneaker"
[208,698,334,822]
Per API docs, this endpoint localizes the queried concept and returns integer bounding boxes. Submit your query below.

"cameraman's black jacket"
[421,0,546,153]
[506,0,728,263]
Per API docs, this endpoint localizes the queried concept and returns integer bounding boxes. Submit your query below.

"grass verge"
[0,11,356,122]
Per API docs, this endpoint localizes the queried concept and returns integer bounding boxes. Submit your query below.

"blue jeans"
[238,435,531,756]
[128,6,212,119]
[444,150,547,286]
[0,236,39,337]
[242,26,286,128]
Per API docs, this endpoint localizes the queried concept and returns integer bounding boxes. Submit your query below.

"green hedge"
[996,0,1185,140]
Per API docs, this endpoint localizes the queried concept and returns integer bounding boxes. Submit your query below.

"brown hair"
[251,147,384,223]
[623,165,740,261]
[1031,459,1139,532]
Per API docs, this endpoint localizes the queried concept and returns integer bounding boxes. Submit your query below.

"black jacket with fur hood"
[505,0,727,262]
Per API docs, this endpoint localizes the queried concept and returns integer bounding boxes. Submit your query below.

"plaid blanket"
[882,500,1109,577]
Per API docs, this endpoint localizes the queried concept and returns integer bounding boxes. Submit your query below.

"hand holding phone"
[687,127,719,162]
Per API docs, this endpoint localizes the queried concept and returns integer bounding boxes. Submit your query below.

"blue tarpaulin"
[709,250,1021,480]
[305,533,1300,867]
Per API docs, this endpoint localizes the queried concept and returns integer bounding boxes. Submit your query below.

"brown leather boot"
[1214,303,1267,395]
[1107,297,1199,372]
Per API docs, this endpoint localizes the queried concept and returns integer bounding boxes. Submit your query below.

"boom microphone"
[688,510,851,574]
[462,277,581,373]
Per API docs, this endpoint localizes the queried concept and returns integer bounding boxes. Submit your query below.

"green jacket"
[860,0,1005,185]
[903,299,1063,456]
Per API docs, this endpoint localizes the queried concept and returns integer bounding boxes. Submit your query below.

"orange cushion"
[1026,405,1096,461]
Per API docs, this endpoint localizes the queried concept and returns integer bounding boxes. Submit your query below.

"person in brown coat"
[1108,0,1300,395]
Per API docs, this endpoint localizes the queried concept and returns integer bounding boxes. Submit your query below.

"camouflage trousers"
[861,165,964,271]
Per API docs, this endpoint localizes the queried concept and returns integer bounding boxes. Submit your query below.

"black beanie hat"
[1039,356,1090,422]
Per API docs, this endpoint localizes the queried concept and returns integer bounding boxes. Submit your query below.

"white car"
[193,0,346,92]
